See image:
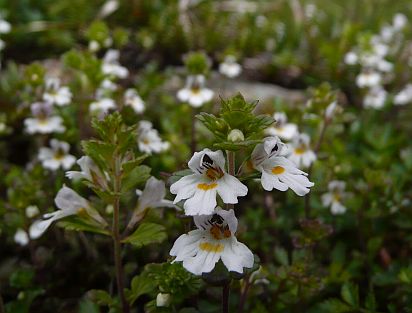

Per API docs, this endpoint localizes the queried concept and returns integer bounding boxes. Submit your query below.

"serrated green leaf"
[82,140,115,172]
[58,215,110,236]
[122,222,166,248]
[121,165,151,192]
[341,282,359,307]
[125,273,157,305]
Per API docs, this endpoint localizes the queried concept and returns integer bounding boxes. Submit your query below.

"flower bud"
[156,293,171,307]
[227,129,244,142]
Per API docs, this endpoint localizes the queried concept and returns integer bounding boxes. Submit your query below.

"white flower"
[43,78,72,106]
[127,177,179,229]
[66,156,109,188]
[380,25,395,43]
[101,49,129,79]
[321,180,347,215]
[177,75,214,108]
[89,98,116,116]
[156,293,171,307]
[0,18,11,34]
[14,229,31,246]
[394,84,412,105]
[24,102,65,134]
[251,137,314,196]
[393,13,407,31]
[344,51,358,65]
[287,133,316,168]
[137,121,169,154]
[356,71,382,88]
[25,205,40,218]
[265,112,298,141]
[170,149,248,216]
[89,40,100,52]
[29,186,107,239]
[124,89,145,113]
[170,208,254,275]
[363,86,387,109]
[219,55,242,78]
[99,0,119,18]
[38,139,76,171]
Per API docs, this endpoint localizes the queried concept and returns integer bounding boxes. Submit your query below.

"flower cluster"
[266,112,316,168]
[344,13,408,109]
[169,135,314,275]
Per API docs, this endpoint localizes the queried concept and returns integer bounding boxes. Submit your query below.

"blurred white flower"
[177,75,214,108]
[287,133,316,168]
[394,84,412,105]
[89,98,116,117]
[88,40,100,52]
[0,17,11,34]
[38,139,76,171]
[219,55,242,78]
[24,102,65,134]
[170,208,254,275]
[66,156,109,189]
[325,101,339,121]
[266,112,298,141]
[101,49,129,79]
[170,149,247,216]
[356,71,381,88]
[137,121,169,154]
[251,137,314,196]
[127,177,179,230]
[344,51,358,65]
[321,180,348,215]
[363,86,387,109]
[124,89,145,113]
[14,229,29,246]
[99,0,119,18]
[29,186,107,239]
[393,13,407,30]
[26,205,40,218]
[43,77,72,106]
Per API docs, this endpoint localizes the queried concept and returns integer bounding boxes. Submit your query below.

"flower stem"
[112,155,130,313]
[191,107,197,154]
[222,283,230,313]
[238,278,251,313]
[0,292,5,313]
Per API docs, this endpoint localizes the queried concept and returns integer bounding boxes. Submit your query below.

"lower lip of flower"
[271,166,285,175]
[197,182,218,190]
[294,148,306,155]
[199,242,224,252]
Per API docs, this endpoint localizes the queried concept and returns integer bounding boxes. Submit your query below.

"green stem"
[0,292,5,313]
[222,283,230,313]
[191,107,197,154]
[112,155,130,313]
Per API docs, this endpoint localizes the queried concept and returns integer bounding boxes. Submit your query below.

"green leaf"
[82,140,115,173]
[121,165,151,193]
[125,273,156,305]
[319,299,353,313]
[341,282,359,307]
[122,222,167,248]
[79,299,100,313]
[10,269,35,288]
[168,169,193,185]
[87,289,114,307]
[274,247,289,266]
[58,216,110,236]
[365,291,377,312]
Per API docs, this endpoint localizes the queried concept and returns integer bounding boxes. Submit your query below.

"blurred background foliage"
[1,0,412,312]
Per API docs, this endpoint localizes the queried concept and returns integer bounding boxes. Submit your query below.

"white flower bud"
[227,129,244,142]
[156,293,171,307]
